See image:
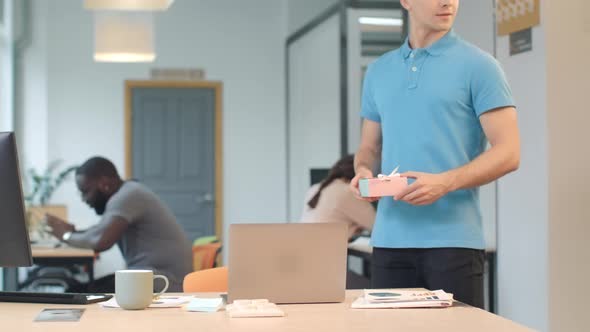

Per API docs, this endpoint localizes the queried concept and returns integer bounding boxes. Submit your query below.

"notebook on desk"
[228,222,348,304]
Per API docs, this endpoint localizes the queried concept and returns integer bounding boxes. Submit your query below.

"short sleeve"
[103,187,143,224]
[360,64,381,123]
[471,55,515,117]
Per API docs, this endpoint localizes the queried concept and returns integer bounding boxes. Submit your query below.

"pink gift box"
[359,176,408,198]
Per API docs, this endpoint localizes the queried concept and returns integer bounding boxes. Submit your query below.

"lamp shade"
[94,11,156,63]
[85,0,174,11]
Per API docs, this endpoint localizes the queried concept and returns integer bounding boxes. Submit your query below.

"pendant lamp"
[85,0,174,11]
[93,11,155,63]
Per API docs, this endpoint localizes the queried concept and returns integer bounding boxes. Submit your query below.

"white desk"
[2,290,533,331]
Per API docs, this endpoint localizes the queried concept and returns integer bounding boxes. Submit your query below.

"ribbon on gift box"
[376,166,400,181]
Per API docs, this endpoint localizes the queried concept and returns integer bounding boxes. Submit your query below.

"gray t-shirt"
[71,181,193,292]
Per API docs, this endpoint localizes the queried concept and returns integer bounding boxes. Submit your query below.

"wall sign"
[509,28,532,55]
[497,0,540,36]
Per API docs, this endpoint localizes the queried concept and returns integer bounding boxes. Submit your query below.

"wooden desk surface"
[1,290,533,332]
[31,246,95,258]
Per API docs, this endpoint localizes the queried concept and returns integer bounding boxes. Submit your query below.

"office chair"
[183,266,228,292]
[192,242,222,271]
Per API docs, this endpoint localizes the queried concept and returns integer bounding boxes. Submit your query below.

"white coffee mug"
[115,269,169,310]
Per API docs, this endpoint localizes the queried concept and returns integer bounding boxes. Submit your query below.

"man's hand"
[350,167,379,202]
[395,171,456,206]
[45,214,75,240]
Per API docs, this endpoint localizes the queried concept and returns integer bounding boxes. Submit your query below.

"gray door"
[131,86,216,243]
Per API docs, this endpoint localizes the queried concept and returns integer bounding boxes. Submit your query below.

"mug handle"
[153,274,169,298]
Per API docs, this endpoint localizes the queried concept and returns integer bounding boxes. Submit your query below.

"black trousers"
[371,247,484,308]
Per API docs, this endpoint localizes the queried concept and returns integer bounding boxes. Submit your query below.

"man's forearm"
[65,226,103,250]
[355,145,380,174]
[445,142,519,191]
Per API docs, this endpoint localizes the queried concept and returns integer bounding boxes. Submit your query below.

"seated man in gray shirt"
[47,156,193,292]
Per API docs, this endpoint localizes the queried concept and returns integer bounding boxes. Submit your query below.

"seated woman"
[300,154,375,240]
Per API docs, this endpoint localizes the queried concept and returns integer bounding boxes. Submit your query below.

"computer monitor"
[0,132,33,268]
[310,168,329,186]
[0,136,112,304]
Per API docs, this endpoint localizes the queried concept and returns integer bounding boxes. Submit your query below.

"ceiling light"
[85,0,174,11]
[94,12,156,63]
[358,17,403,27]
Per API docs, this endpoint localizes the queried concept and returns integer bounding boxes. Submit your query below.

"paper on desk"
[351,289,453,309]
[348,235,371,249]
[34,308,85,322]
[101,296,192,308]
[185,297,224,312]
[352,296,452,309]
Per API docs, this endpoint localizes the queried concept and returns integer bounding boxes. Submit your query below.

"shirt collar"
[401,29,457,58]
[400,37,413,59]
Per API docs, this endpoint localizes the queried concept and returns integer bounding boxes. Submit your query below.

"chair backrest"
[193,235,218,246]
[192,242,222,271]
[183,266,228,292]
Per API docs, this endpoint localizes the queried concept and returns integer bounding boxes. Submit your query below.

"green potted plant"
[24,161,78,241]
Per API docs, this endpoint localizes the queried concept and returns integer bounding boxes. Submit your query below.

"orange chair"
[183,266,228,292]
[192,242,222,271]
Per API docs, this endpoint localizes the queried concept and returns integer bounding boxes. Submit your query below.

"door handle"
[196,193,214,204]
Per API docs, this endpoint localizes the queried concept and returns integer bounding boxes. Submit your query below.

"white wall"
[287,0,338,35]
[19,0,48,173]
[21,0,287,276]
[495,8,549,332]
[453,0,494,54]
[287,14,340,219]
[496,25,548,330]
[0,0,14,132]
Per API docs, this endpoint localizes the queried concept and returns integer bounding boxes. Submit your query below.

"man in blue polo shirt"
[350,0,520,308]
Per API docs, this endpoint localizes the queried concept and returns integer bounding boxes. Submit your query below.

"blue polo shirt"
[361,30,514,249]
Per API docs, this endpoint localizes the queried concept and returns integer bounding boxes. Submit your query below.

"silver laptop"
[228,222,348,304]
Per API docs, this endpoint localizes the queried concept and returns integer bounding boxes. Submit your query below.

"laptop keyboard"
[0,291,112,304]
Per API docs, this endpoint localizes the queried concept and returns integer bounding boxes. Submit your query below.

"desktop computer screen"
[0,132,33,268]
[0,132,112,304]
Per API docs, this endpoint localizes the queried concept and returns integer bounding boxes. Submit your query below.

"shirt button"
[411,66,418,72]
[409,53,415,58]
